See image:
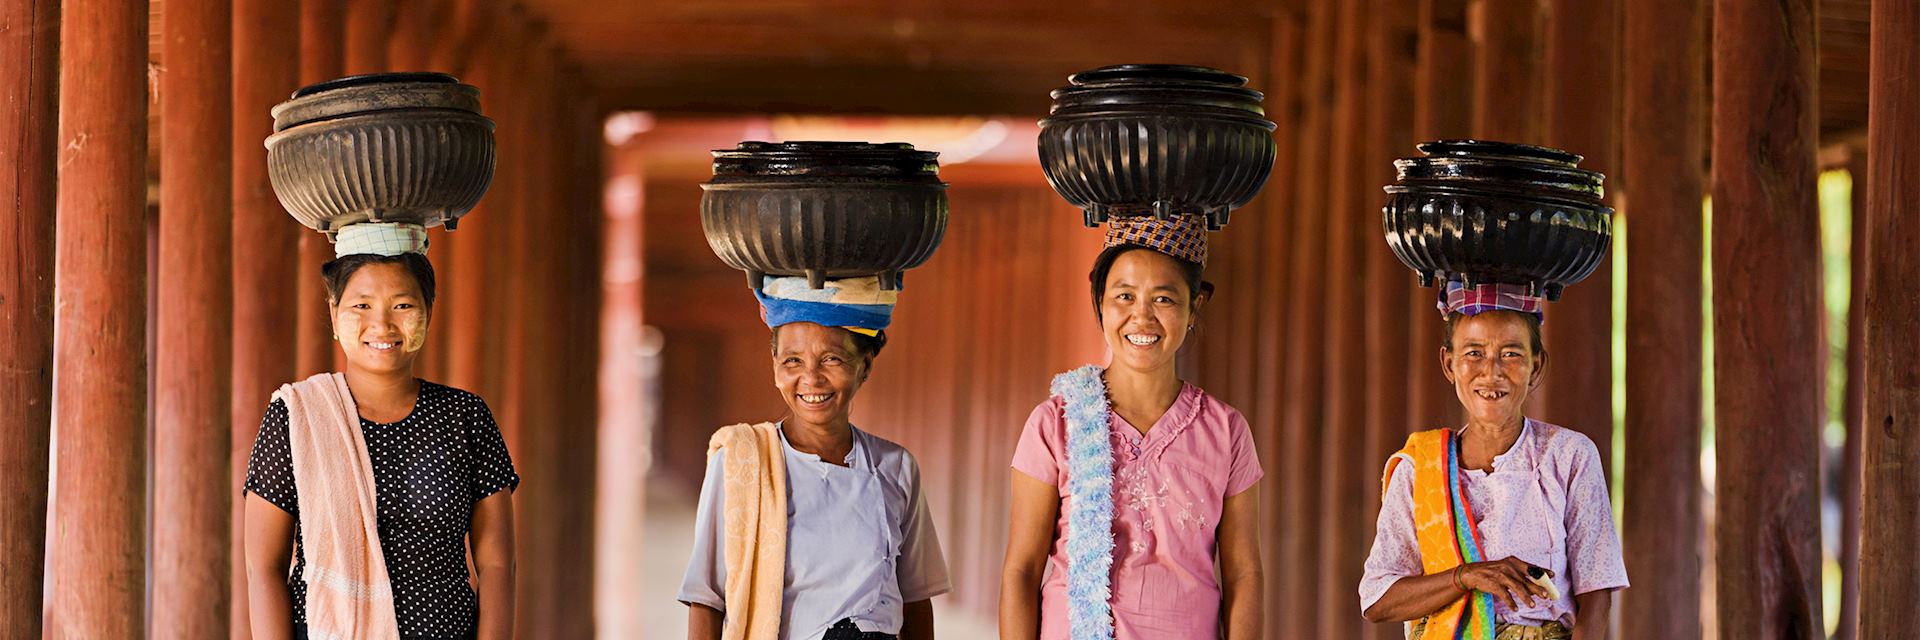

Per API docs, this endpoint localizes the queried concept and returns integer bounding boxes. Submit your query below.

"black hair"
[1088,243,1210,319]
[1441,310,1546,357]
[769,326,888,361]
[321,252,437,309]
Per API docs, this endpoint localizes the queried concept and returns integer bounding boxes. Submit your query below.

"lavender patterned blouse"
[1359,419,1629,628]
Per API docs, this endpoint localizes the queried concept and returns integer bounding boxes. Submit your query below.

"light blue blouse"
[677,425,951,639]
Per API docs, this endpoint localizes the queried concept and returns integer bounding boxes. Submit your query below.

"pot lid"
[272,72,484,133]
[708,141,942,180]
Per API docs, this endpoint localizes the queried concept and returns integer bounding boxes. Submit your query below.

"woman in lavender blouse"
[1360,282,1629,640]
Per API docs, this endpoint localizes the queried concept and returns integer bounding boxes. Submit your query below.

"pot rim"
[264,109,497,149]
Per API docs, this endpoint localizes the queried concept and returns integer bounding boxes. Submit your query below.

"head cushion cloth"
[1103,214,1208,265]
[334,222,429,258]
[755,275,897,337]
[1436,280,1545,322]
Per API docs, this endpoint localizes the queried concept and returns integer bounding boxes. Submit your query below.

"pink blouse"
[1359,419,1630,628]
[1012,383,1264,640]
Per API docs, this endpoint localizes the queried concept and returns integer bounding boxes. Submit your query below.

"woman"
[678,275,950,640]
[244,224,518,640]
[999,214,1265,640]
[1359,281,1628,640]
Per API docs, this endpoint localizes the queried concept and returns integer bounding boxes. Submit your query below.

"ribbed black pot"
[1381,140,1613,300]
[1038,64,1277,230]
[700,141,948,290]
[265,72,496,234]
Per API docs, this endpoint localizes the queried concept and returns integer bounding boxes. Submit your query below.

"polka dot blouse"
[244,380,520,639]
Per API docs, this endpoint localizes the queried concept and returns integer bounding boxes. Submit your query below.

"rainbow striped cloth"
[1382,429,1497,640]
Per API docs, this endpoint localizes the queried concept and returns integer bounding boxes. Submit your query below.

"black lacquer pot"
[1038,64,1277,229]
[266,72,496,234]
[700,141,948,290]
[1382,140,1613,300]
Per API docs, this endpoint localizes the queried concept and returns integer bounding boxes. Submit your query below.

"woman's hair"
[1088,243,1209,319]
[321,252,437,309]
[1441,310,1546,357]
[768,327,888,361]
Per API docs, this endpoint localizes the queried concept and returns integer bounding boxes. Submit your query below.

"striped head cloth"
[1103,214,1208,265]
[1437,280,1545,323]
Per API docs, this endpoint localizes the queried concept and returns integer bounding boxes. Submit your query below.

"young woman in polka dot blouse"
[243,251,519,640]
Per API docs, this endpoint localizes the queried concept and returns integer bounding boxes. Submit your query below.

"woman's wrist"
[1452,565,1469,592]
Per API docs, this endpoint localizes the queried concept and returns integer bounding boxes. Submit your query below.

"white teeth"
[368,342,397,350]
[800,393,832,403]
[1125,334,1160,346]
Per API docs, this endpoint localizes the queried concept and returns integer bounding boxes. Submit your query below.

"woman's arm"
[901,599,934,640]
[470,490,516,640]
[1362,556,1553,623]
[1218,486,1263,640]
[1572,589,1612,640]
[244,494,296,640]
[998,471,1060,640]
[687,603,723,640]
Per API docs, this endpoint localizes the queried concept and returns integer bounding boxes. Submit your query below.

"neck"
[344,367,419,415]
[783,418,854,464]
[1460,414,1526,468]
[1102,362,1182,417]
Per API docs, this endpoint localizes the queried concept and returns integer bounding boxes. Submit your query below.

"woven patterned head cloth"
[333,222,429,257]
[1436,280,1545,322]
[1103,214,1208,264]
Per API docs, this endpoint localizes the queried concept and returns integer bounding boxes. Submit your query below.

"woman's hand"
[244,494,296,640]
[1456,557,1554,611]
[470,490,516,640]
[998,471,1060,640]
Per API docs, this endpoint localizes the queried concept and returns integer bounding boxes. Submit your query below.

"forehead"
[1452,311,1534,345]
[1105,249,1188,290]
[342,262,422,296]
[774,322,855,352]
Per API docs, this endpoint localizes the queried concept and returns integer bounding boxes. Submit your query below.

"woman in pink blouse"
[998,215,1265,640]
[1359,282,1629,640]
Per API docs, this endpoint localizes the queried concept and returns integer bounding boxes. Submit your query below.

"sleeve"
[677,450,729,611]
[1009,400,1065,486]
[1224,410,1264,496]
[1358,460,1423,612]
[243,399,299,517]
[895,452,952,602]
[466,395,521,500]
[1563,437,1630,595]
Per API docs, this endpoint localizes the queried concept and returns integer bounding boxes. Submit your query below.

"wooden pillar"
[0,1,58,636]
[1471,0,1541,142]
[1859,0,1920,632]
[155,0,235,635]
[1317,0,1371,634]
[1836,148,1865,640]
[1409,0,1472,430]
[1711,0,1823,634]
[595,115,648,640]
[439,0,495,395]
[385,0,438,72]
[343,0,391,75]
[1541,0,1618,471]
[1255,13,1301,640]
[1361,2,1418,639]
[295,0,341,378]
[1621,0,1704,635]
[44,0,148,635]
[1279,0,1335,630]
[230,1,301,635]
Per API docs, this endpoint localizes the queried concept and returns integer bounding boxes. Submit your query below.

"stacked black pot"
[1038,64,1278,230]
[700,141,949,290]
[1381,140,1613,300]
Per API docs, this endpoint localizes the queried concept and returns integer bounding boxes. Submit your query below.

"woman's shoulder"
[1525,419,1604,466]
[855,428,919,471]
[1183,383,1249,429]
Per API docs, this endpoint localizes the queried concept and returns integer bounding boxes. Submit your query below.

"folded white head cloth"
[334,222,429,258]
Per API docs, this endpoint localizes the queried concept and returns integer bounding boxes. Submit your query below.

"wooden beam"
[0,1,59,636]
[1711,0,1824,633]
[44,0,148,634]
[1471,0,1542,142]
[1254,14,1302,639]
[1621,0,1705,635]
[295,0,341,379]
[1408,0,1472,431]
[1859,0,1920,632]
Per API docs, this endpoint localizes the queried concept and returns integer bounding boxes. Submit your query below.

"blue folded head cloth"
[754,276,898,337]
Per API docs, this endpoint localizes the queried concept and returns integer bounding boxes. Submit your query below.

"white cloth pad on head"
[334,222,429,258]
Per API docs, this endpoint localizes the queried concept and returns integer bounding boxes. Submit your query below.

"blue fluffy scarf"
[1050,365,1115,640]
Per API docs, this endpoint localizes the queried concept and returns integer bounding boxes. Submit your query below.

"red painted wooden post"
[1621,0,1705,635]
[343,0,392,75]
[1408,0,1472,431]
[596,121,649,640]
[1541,0,1619,472]
[295,0,341,378]
[44,0,148,635]
[0,1,58,636]
[155,0,236,635]
[1711,0,1824,633]
[230,1,301,635]
[1255,14,1302,638]
[1471,0,1541,143]
[1859,0,1920,632]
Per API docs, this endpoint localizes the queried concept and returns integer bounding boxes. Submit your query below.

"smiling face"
[1440,310,1547,428]
[1098,249,1204,375]
[772,322,870,430]
[329,262,430,377]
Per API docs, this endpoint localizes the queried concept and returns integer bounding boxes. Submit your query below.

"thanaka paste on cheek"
[403,314,429,353]
[334,310,363,352]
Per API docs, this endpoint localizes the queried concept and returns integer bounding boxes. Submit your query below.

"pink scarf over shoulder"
[275,372,400,640]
